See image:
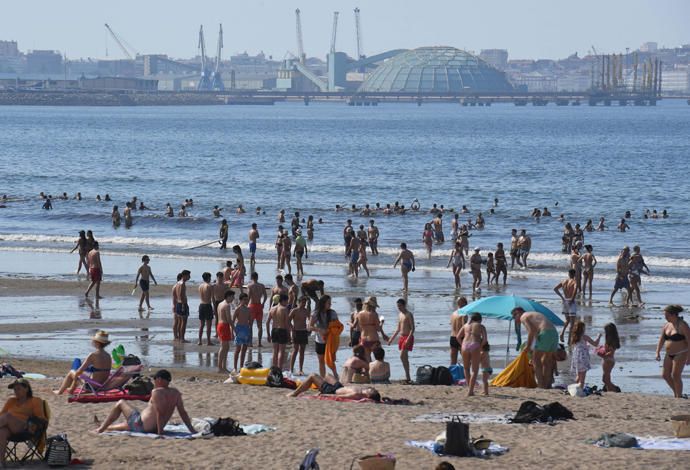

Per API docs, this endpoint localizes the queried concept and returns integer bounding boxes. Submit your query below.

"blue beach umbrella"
[459,295,564,326]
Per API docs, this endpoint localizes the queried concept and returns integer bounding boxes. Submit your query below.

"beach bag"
[444,416,471,457]
[415,365,434,385]
[556,344,567,361]
[211,417,246,437]
[266,366,284,388]
[45,434,73,467]
[449,364,464,382]
[432,366,453,386]
[244,361,262,369]
[121,354,141,366]
[355,454,396,470]
[125,377,154,396]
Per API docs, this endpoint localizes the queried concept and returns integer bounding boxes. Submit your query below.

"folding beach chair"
[73,364,143,398]
[4,399,50,464]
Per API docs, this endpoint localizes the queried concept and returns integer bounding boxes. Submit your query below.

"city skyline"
[1,0,688,61]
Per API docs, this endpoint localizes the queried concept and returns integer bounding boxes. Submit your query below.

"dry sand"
[5,358,690,469]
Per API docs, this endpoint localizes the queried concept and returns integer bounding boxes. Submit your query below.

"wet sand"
[5,358,690,469]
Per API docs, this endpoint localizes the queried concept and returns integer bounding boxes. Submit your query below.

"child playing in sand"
[134,255,157,311]
[232,293,252,372]
[387,298,415,383]
[570,320,601,389]
[480,343,492,396]
[486,252,495,286]
[216,290,235,373]
[289,296,310,375]
[599,322,621,392]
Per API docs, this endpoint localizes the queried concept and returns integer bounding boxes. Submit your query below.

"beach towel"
[302,395,375,404]
[412,412,513,425]
[101,418,275,440]
[636,436,690,450]
[491,350,536,388]
[69,389,150,404]
[325,319,344,370]
[406,440,509,457]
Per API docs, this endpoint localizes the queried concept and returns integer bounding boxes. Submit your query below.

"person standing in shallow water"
[393,243,415,292]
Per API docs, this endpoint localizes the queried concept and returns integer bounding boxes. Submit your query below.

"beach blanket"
[636,436,690,450]
[412,412,513,425]
[491,350,536,388]
[406,440,509,457]
[101,418,275,440]
[69,389,150,404]
[325,319,344,370]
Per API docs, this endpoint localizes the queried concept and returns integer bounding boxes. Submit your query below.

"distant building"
[661,67,689,94]
[640,42,658,53]
[509,72,557,92]
[479,49,508,70]
[26,50,63,74]
[0,40,19,57]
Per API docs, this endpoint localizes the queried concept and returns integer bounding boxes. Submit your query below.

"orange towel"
[325,319,344,369]
[491,349,537,389]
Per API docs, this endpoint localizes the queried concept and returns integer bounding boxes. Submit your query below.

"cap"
[474,247,480,252]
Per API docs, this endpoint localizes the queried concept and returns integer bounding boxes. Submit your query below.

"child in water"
[486,252,495,286]
[570,320,601,389]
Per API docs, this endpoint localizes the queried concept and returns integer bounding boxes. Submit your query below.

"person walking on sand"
[310,295,339,378]
[457,313,488,396]
[216,290,235,373]
[232,293,252,372]
[555,269,579,343]
[95,370,195,435]
[393,243,415,292]
[387,299,415,383]
[84,242,103,299]
[172,270,191,343]
[198,272,215,346]
[135,255,157,311]
[247,272,267,347]
[267,294,290,368]
[512,308,558,389]
[289,296,310,375]
[655,305,690,398]
[219,219,229,250]
[580,245,597,300]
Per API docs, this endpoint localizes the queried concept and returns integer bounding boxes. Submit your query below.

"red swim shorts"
[398,334,414,351]
[248,303,263,322]
[89,267,102,282]
[217,322,233,342]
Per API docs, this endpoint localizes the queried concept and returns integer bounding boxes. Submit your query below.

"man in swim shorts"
[216,290,235,372]
[393,243,415,291]
[387,298,415,382]
[247,272,267,347]
[367,220,379,256]
[609,247,632,306]
[85,242,103,300]
[267,294,290,368]
[248,223,259,268]
[287,373,381,401]
[517,229,531,268]
[198,272,215,346]
[95,370,195,435]
[289,296,310,375]
[554,268,579,343]
[232,293,252,372]
[135,255,157,311]
[512,308,558,389]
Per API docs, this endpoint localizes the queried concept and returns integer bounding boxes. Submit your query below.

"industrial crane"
[211,24,224,91]
[295,8,306,64]
[354,8,364,60]
[197,25,212,91]
[330,11,339,54]
[104,23,138,60]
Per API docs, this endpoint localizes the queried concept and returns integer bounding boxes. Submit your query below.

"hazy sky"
[2,0,688,60]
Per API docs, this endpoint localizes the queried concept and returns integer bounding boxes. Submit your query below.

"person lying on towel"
[95,370,195,435]
[287,373,380,401]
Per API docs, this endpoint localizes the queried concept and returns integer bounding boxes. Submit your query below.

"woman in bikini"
[447,241,464,290]
[656,305,690,398]
[354,297,387,361]
[457,313,488,396]
[70,230,89,274]
[54,330,112,395]
[422,223,434,259]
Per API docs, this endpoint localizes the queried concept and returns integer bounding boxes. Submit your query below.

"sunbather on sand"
[54,330,112,395]
[287,373,380,401]
[95,370,195,435]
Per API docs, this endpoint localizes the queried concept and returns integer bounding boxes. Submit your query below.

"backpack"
[121,354,142,366]
[415,365,434,385]
[45,434,73,467]
[125,377,154,396]
[211,417,246,437]
[448,364,464,382]
[266,366,284,388]
[432,366,453,386]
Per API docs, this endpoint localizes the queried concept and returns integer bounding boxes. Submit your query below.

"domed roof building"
[359,46,514,93]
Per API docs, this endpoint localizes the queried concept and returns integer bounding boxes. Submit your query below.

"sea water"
[1,102,689,393]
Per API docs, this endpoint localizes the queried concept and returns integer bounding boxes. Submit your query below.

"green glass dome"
[359,46,514,93]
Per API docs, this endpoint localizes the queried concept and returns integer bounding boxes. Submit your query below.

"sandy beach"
[3,357,689,469]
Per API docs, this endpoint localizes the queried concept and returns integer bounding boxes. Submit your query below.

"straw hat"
[365,296,379,308]
[92,330,111,345]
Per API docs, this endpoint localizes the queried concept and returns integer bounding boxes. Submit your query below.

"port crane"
[104,23,138,60]
[354,8,364,60]
[210,24,224,90]
[330,11,339,54]
[295,9,306,65]
[197,25,212,91]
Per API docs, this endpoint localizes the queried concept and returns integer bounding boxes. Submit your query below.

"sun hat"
[92,330,111,345]
[365,296,379,308]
